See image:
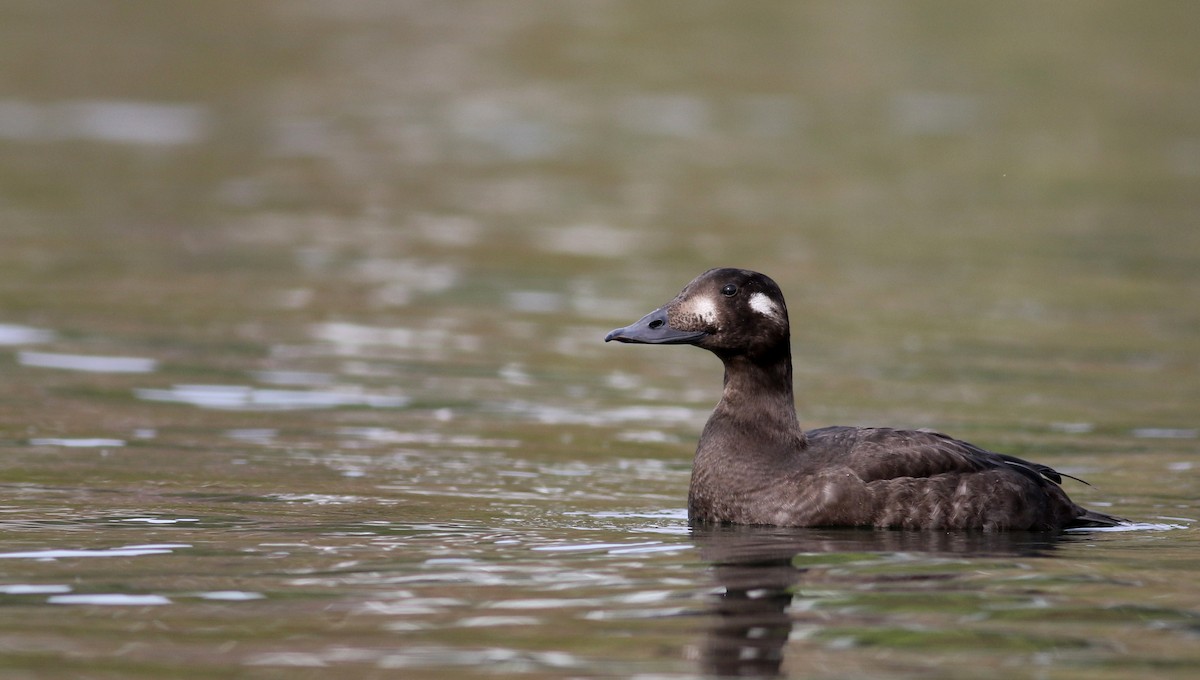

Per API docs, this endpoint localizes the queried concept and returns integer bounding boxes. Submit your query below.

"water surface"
[1,2,1199,678]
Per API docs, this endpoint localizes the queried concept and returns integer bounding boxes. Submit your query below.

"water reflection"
[134,384,410,410]
[0,323,55,345]
[28,437,126,448]
[0,99,209,146]
[49,593,172,606]
[691,526,1065,678]
[18,350,158,373]
[0,543,191,560]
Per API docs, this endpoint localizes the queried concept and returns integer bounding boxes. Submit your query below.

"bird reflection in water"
[689,525,1067,677]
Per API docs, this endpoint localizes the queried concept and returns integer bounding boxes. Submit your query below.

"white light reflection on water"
[0,544,191,560]
[0,584,73,595]
[456,615,540,627]
[352,258,460,307]
[115,517,200,525]
[196,591,266,601]
[269,494,380,506]
[0,99,209,146]
[310,321,481,357]
[49,594,172,606]
[497,400,705,428]
[28,438,125,448]
[1065,522,1189,533]
[251,370,335,386]
[18,351,158,373]
[247,646,585,672]
[336,427,519,449]
[1131,428,1198,439]
[134,384,410,410]
[226,428,278,445]
[244,652,328,668]
[531,541,662,553]
[0,323,55,345]
[616,430,682,444]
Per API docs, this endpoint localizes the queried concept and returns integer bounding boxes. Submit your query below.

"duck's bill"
[604,307,707,345]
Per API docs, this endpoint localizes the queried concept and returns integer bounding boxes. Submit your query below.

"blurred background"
[1,1,1199,677]
[3,1,1197,433]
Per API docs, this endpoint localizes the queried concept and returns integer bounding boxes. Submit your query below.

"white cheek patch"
[686,296,719,326]
[748,292,782,321]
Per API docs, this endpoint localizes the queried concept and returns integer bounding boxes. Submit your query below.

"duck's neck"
[689,347,805,523]
[711,348,803,443]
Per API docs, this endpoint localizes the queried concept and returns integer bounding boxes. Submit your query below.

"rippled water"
[2,2,1199,678]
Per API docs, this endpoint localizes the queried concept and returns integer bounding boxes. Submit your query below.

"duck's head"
[604,268,790,358]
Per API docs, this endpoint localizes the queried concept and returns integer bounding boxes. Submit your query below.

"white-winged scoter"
[605,267,1123,531]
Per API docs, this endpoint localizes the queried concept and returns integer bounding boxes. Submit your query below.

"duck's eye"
[721,284,738,297]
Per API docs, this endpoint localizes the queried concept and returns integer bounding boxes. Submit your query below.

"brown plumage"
[605,268,1124,531]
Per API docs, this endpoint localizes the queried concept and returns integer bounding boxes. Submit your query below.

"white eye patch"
[748,292,782,320]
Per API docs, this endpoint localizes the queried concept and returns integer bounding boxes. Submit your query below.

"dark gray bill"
[604,306,707,344]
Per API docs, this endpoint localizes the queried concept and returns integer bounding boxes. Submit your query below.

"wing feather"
[806,426,1080,488]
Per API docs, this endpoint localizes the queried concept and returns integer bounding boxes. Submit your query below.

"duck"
[604,268,1124,531]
